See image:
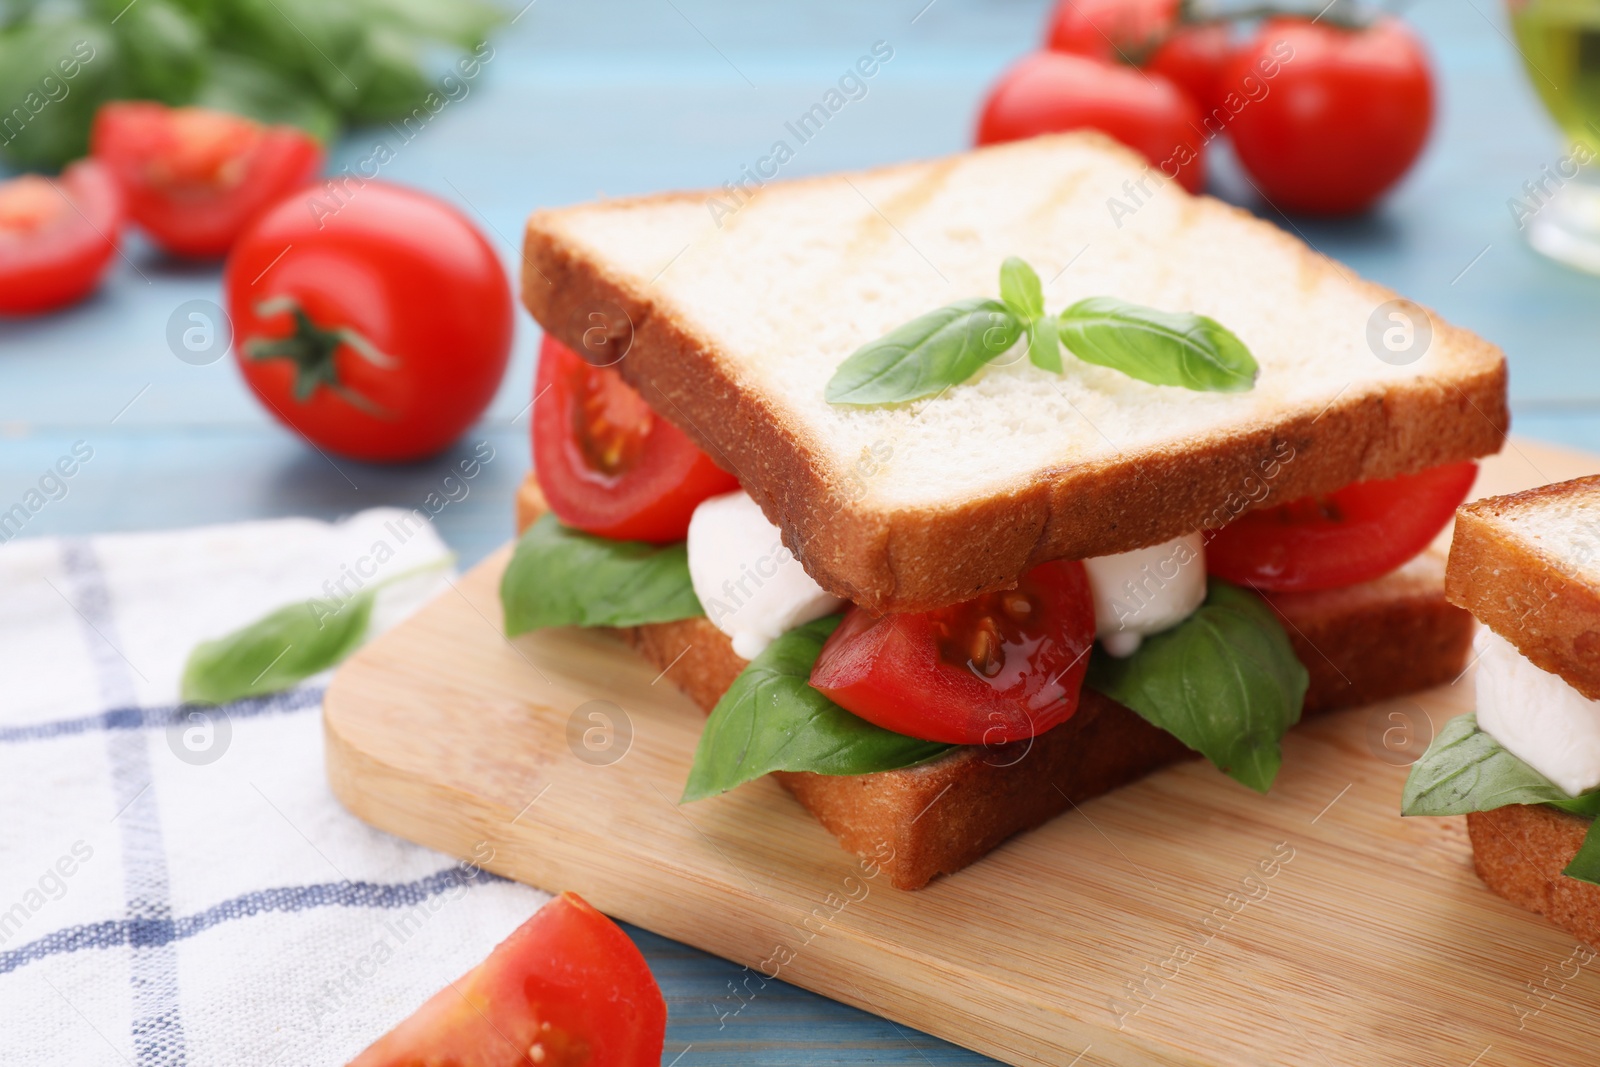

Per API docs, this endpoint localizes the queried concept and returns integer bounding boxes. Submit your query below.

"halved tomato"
[91,102,323,258]
[810,560,1096,745]
[348,892,666,1067]
[533,335,738,543]
[1206,461,1477,593]
[0,160,123,316]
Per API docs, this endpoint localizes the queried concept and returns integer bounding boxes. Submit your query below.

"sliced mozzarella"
[686,490,844,661]
[1475,627,1600,797]
[1081,533,1207,658]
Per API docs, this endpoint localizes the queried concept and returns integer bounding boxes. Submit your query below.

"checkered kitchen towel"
[0,510,549,1066]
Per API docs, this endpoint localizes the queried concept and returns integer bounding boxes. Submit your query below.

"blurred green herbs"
[0,0,504,169]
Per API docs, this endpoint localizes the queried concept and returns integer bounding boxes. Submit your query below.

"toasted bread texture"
[1448,475,1600,700]
[523,132,1508,614]
[1468,805,1600,949]
[516,475,1472,889]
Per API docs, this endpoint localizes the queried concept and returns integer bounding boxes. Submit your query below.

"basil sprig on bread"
[826,257,1259,406]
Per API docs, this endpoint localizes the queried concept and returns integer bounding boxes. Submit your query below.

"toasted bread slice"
[516,474,1472,889]
[1448,474,1600,701]
[1468,805,1600,949]
[523,132,1508,614]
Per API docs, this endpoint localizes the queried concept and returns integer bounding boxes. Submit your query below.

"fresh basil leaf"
[1553,791,1600,817]
[825,298,1023,406]
[1088,579,1307,792]
[683,616,953,802]
[1027,311,1063,373]
[1400,713,1600,816]
[1058,297,1258,393]
[1563,818,1600,886]
[999,256,1045,320]
[501,514,703,635]
[182,591,375,705]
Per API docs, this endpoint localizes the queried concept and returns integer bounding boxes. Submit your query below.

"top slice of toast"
[1448,475,1600,700]
[523,132,1508,613]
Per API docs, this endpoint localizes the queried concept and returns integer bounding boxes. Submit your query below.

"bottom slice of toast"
[517,475,1472,889]
[1468,805,1600,949]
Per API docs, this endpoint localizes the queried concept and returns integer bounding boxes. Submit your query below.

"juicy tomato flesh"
[975,51,1206,194]
[348,891,666,1067]
[1206,461,1477,593]
[93,101,323,258]
[810,559,1096,745]
[533,335,738,544]
[0,160,123,316]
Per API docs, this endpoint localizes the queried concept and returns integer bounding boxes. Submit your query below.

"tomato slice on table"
[348,891,666,1067]
[810,560,1096,745]
[92,102,323,258]
[533,335,738,544]
[0,160,123,316]
[975,51,1206,194]
[1206,461,1477,593]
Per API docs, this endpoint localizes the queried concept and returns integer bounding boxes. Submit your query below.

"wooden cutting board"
[325,438,1600,1067]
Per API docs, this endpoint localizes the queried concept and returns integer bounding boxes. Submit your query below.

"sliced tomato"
[91,102,323,258]
[533,335,738,544]
[1206,461,1477,593]
[349,892,666,1067]
[810,560,1096,745]
[0,160,123,316]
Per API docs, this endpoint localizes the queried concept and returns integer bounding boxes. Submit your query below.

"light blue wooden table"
[3,1,1596,1062]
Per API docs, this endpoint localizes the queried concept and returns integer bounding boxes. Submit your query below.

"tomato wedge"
[0,160,123,316]
[1206,461,1477,593]
[91,102,323,258]
[810,560,1096,745]
[348,892,666,1067]
[533,335,738,544]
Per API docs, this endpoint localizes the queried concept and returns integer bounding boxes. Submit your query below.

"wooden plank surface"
[325,438,1600,1067]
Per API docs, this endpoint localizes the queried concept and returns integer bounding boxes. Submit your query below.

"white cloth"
[0,510,549,1066]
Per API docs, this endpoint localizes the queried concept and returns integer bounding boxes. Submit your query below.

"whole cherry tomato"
[225,181,512,463]
[92,102,323,258]
[1223,17,1434,216]
[976,51,1206,194]
[349,892,666,1067]
[1206,462,1476,593]
[533,335,739,544]
[0,160,123,316]
[810,559,1096,745]
[1045,0,1233,115]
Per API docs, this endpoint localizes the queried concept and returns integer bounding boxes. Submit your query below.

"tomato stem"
[244,296,397,416]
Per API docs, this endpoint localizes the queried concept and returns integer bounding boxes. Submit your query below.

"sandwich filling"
[508,336,1476,807]
[1403,627,1600,886]
[1473,628,1600,797]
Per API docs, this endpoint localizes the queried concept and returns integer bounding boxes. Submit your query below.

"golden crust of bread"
[521,133,1508,615]
[1468,805,1600,949]
[1448,476,1600,701]
[516,474,1472,889]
